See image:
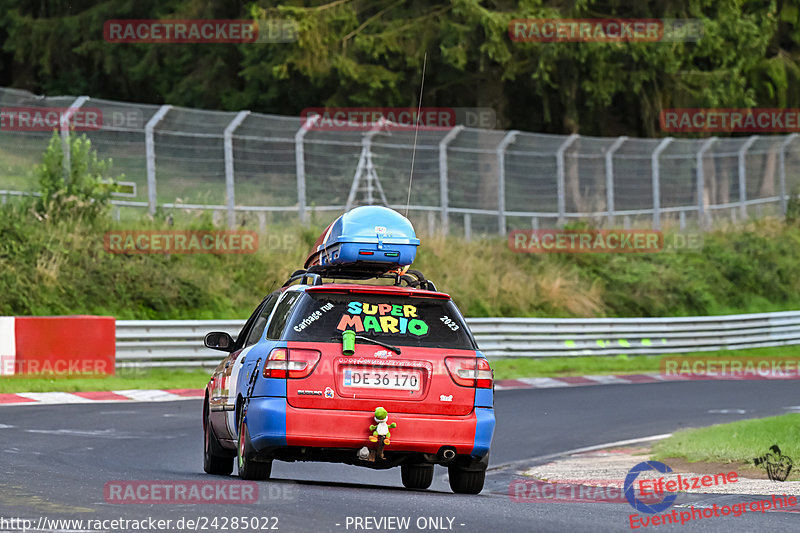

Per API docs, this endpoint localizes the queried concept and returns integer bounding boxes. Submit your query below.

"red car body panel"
[284,405,479,454]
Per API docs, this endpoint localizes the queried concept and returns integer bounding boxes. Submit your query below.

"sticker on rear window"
[293,302,334,332]
[440,315,460,331]
[335,301,429,337]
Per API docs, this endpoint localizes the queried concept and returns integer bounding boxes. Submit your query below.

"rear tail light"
[445,357,493,388]
[263,348,321,379]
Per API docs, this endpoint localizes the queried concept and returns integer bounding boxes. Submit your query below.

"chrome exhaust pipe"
[441,448,456,461]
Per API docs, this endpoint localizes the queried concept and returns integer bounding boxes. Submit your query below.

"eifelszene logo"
[624,461,678,514]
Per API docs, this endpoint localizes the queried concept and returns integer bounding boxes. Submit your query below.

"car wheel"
[401,464,434,489]
[237,413,272,481]
[203,403,233,476]
[447,465,486,494]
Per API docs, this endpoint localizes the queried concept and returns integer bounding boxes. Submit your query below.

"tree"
[0,0,799,137]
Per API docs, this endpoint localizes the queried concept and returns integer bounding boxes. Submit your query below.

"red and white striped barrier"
[0,316,115,376]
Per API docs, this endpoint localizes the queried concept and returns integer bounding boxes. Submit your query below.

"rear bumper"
[246,397,494,458]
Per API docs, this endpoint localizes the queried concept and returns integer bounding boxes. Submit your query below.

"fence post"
[651,137,673,230]
[496,130,519,235]
[737,135,759,220]
[605,136,627,227]
[464,213,471,241]
[60,96,89,186]
[439,125,463,236]
[696,137,716,229]
[223,111,250,229]
[427,210,436,236]
[145,105,172,216]
[780,133,798,216]
[295,114,319,225]
[556,133,580,227]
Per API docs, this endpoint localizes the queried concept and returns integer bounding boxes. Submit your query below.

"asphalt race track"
[0,380,798,532]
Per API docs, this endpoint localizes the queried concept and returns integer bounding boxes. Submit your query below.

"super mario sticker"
[335,301,429,337]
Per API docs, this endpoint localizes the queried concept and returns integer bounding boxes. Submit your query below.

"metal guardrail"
[115,311,800,368]
[116,320,244,368]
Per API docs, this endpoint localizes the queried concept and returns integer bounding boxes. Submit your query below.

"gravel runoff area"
[522,447,800,497]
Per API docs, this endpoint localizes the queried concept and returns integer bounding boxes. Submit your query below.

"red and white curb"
[494,372,800,390]
[2,371,797,406]
[0,388,203,406]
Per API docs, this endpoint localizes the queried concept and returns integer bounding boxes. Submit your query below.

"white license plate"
[343,369,420,391]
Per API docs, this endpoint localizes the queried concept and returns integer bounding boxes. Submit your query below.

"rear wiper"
[336,331,402,355]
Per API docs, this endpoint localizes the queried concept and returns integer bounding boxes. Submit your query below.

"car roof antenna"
[404,51,427,218]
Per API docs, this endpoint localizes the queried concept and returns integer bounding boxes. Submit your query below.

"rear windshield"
[283,292,476,350]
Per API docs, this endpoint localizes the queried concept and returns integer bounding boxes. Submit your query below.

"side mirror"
[204,332,235,352]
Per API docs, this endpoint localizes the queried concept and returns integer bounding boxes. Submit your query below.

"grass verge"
[0,368,211,394]
[488,345,800,379]
[651,414,800,480]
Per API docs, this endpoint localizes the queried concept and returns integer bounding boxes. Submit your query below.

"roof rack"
[281,270,324,288]
[281,268,436,292]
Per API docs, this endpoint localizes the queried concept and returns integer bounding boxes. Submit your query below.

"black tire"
[203,403,233,476]
[237,414,272,481]
[448,465,486,494]
[401,464,434,489]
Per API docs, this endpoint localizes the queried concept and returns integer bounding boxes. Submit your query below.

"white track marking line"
[516,377,569,388]
[16,392,94,404]
[112,389,187,402]
[581,375,634,384]
[647,373,675,381]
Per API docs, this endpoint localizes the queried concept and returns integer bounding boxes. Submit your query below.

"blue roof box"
[304,206,420,278]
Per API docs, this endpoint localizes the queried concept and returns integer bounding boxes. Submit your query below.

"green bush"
[33,132,122,222]
[3,210,800,319]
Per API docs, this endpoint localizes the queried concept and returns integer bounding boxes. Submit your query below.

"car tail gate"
[284,342,479,415]
[279,289,485,416]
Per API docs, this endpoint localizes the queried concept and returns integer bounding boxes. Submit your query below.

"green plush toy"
[368,406,397,445]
